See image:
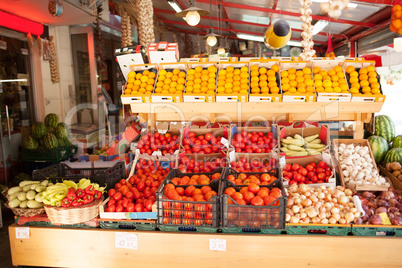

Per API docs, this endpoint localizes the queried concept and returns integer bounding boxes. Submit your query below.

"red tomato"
[113,192,123,201]
[248,183,260,194]
[144,199,153,211]
[306,164,314,172]
[224,187,236,197]
[293,173,302,182]
[122,199,130,208]
[298,167,308,176]
[307,171,315,179]
[284,164,292,172]
[108,198,116,206]
[108,189,116,198]
[115,183,122,190]
[317,172,326,180]
[311,175,318,183]
[116,205,124,212]
[107,204,116,212]
[263,195,275,206]
[135,203,144,212]
[127,203,135,212]
[243,191,255,204]
[120,179,127,185]
[250,196,264,206]
[318,161,327,169]
[292,164,300,171]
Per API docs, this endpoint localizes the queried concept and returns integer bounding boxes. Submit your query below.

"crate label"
[16,227,29,239]
[379,212,392,225]
[279,156,286,168]
[375,231,386,236]
[229,150,235,162]
[210,238,226,251]
[221,138,229,149]
[115,232,138,250]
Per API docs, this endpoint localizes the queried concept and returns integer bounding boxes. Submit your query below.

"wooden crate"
[184,62,217,102]
[216,62,249,102]
[379,165,402,190]
[248,59,281,102]
[332,139,389,191]
[152,62,187,103]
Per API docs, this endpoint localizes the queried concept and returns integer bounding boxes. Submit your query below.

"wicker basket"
[44,196,104,225]
[5,202,46,217]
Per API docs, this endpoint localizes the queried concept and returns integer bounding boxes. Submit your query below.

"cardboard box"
[208,56,237,62]
[230,125,278,153]
[278,125,330,157]
[70,124,106,148]
[216,62,249,102]
[333,139,390,191]
[248,59,282,102]
[228,151,279,169]
[310,58,351,102]
[115,45,146,82]
[105,123,141,155]
[281,152,336,188]
[148,42,179,64]
[120,63,158,103]
[151,62,186,103]
[343,59,386,103]
[280,60,316,102]
[183,62,217,102]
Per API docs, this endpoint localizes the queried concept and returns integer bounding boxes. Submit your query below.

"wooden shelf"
[130,102,384,139]
[9,224,402,268]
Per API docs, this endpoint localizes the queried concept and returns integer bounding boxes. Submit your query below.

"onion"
[397,203,402,212]
[332,198,338,204]
[388,213,395,220]
[370,214,382,225]
[305,191,312,197]
[306,207,319,218]
[337,186,345,192]
[289,184,298,193]
[301,198,312,207]
[325,194,332,202]
[347,202,354,208]
[314,201,323,209]
[309,195,318,203]
[362,191,376,200]
[354,212,361,218]
[319,207,326,213]
[362,205,369,213]
[388,207,399,214]
[294,198,301,205]
[350,208,358,213]
[376,200,389,208]
[328,217,337,224]
[287,198,295,208]
[375,207,387,214]
[380,191,395,201]
[300,195,307,201]
[317,192,325,199]
[331,207,340,214]
[345,212,355,223]
[339,218,346,224]
[321,218,329,224]
[292,205,301,214]
[301,217,310,224]
[367,209,375,216]
[324,202,333,210]
[332,213,341,221]
[311,217,320,224]
[338,195,349,205]
[361,214,369,223]
[388,199,399,207]
[286,213,291,222]
[340,212,345,218]
[344,189,353,196]
[299,184,308,193]
[354,217,363,225]
[290,215,300,223]
[326,212,331,218]
[299,212,307,219]
[391,215,402,225]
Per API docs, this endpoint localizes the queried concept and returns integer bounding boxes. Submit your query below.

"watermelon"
[64,138,73,147]
[374,115,395,143]
[43,133,58,149]
[55,125,68,139]
[32,122,47,139]
[23,136,39,150]
[58,138,66,147]
[383,148,402,165]
[368,136,389,163]
[392,135,402,148]
[46,126,55,134]
[44,113,59,128]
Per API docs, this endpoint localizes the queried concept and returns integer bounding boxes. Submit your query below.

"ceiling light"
[236,33,264,42]
[203,31,222,47]
[167,1,182,13]
[175,1,210,27]
[313,20,329,35]
[287,41,303,47]
[217,47,225,54]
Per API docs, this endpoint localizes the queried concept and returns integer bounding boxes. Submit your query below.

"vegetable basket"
[5,202,45,217]
[44,196,104,225]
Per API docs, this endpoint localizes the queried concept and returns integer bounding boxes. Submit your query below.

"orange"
[302,67,311,74]
[305,79,313,86]
[135,73,143,80]
[139,88,146,93]
[289,87,297,93]
[328,69,336,77]
[261,86,269,93]
[392,19,402,30]
[359,74,368,81]
[367,65,375,72]
[154,87,162,93]
[250,82,259,89]
[148,72,156,79]
[268,81,277,88]
[268,75,276,82]
[171,75,179,82]
[306,85,314,93]
[281,70,289,78]
[143,70,150,76]
[132,85,140,91]
[369,77,378,84]
[226,78,233,84]
[339,78,347,84]
[146,85,153,91]
[320,70,327,77]
[172,69,180,75]
[267,70,275,77]
[314,74,322,80]
[296,76,304,83]
[127,77,135,84]
[289,80,297,87]
[126,83,133,90]
[162,84,170,90]
[271,86,279,93]
[226,72,234,78]
[164,78,172,85]
[201,86,208,93]
[250,64,259,71]
[207,83,216,90]
[240,84,249,91]
[251,88,260,94]
[288,68,296,74]
[298,88,307,93]
[233,76,241,82]
[346,66,355,74]
[359,68,368,75]
[232,86,241,92]
[337,72,345,78]
[288,74,296,81]
[219,69,227,76]
[393,4,401,13]
[349,77,359,84]
[218,76,226,81]
[314,80,322,87]
[371,88,380,94]
[332,81,339,87]
[260,74,268,81]
[195,66,203,73]
[240,78,249,84]
[176,84,184,91]
[226,66,234,73]
[371,82,380,89]
[233,81,241,87]
[187,69,195,75]
[296,70,304,77]
[216,86,225,93]
[240,73,248,79]
[323,76,331,81]
[251,70,259,77]
[128,71,136,78]
[234,69,241,75]
[334,86,341,93]
[331,75,339,82]
[241,66,249,73]
[193,83,201,90]
[201,81,208,87]
[187,75,195,81]
[350,71,358,77]
[251,76,259,83]
[178,71,186,78]
[147,78,155,85]
[281,77,289,84]
[304,74,312,80]
[208,66,217,73]
[360,80,369,87]
[195,73,202,78]
[351,82,360,89]
[201,70,209,76]
[271,64,279,72]
[334,66,343,73]
[259,67,267,75]
[201,75,209,81]
[166,72,173,78]
[368,71,377,78]
[282,84,290,91]
[297,82,306,89]
[316,86,324,93]
[323,80,332,88]
[362,86,371,93]
[178,78,185,85]
[312,67,320,74]
[340,84,348,91]
[209,72,216,79]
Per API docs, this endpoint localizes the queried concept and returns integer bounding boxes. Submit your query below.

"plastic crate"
[32,162,125,190]
[98,219,156,231]
[220,179,286,234]
[156,175,221,233]
[22,145,78,162]
[351,225,402,237]
[223,167,280,186]
[15,216,97,228]
[286,223,351,236]
[162,168,225,189]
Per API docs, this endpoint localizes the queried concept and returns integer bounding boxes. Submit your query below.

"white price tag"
[209,238,226,251]
[221,138,229,149]
[229,150,235,162]
[115,232,138,250]
[16,227,29,239]
[279,156,286,168]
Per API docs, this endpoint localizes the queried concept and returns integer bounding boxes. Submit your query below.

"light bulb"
[186,11,200,26]
[394,37,402,52]
[206,36,217,47]
[217,47,225,54]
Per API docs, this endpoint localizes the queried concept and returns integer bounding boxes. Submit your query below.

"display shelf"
[130,102,383,139]
[9,223,402,268]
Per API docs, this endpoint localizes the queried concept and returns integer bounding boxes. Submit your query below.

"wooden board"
[9,224,402,268]
[130,102,383,139]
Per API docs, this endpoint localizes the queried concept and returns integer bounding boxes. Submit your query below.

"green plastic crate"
[22,145,77,162]
[15,217,96,228]
[351,225,402,237]
[286,224,351,236]
[99,220,156,231]
[159,225,218,233]
[221,227,282,234]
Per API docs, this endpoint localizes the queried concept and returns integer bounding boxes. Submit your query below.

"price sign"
[115,232,138,250]
[15,227,29,239]
[220,138,229,149]
[209,238,226,251]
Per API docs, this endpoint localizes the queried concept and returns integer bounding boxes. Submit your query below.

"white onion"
[344,189,353,196]
[291,215,300,223]
[328,217,337,224]
[339,218,347,224]
[332,213,341,221]
[331,207,340,214]
[299,184,308,193]
[354,212,361,218]
[299,212,307,219]
[317,192,325,199]
[318,212,326,219]
[310,195,318,203]
[319,207,326,213]
[324,202,333,210]
[301,217,310,224]
[286,213,291,222]
[301,198,312,207]
[311,217,320,224]
[321,218,329,224]
[306,207,319,218]
[292,205,301,214]
[350,208,358,213]
[345,212,355,223]
[300,195,307,201]
[294,198,301,205]
[325,212,332,218]
[338,195,349,205]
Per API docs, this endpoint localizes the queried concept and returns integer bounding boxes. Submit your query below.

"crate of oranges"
[343,59,386,103]
[280,61,316,102]
[184,63,217,102]
[310,58,351,102]
[152,63,187,103]
[216,62,250,102]
[120,64,158,104]
[248,60,281,102]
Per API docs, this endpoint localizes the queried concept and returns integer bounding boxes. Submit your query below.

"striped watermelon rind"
[392,135,402,148]
[44,113,59,128]
[32,122,47,139]
[43,133,58,149]
[55,125,68,139]
[374,115,395,143]
[23,136,39,150]
[368,135,389,163]
[383,148,402,165]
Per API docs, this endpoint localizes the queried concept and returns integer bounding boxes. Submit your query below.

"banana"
[288,145,306,151]
[308,138,322,144]
[306,143,326,149]
[281,138,304,147]
[281,147,291,152]
[304,134,319,142]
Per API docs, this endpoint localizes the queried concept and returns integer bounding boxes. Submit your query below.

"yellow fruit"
[320,70,327,77]
[218,76,226,82]
[296,76,304,84]
[359,68,368,75]
[288,68,296,74]
[195,73,202,78]
[304,74,312,80]
[241,66,249,73]
[162,84,170,91]
[239,89,248,94]
[325,87,333,93]
[147,78,155,85]
[219,70,227,76]
[346,66,355,74]
[306,86,314,92]
[261,87,269,93]
[367,65,375,72]
[259,81,268,88]
[289,81,297,88]
[250,65,259,71]
[164,78,172,85]
[371,82,380,89]
[250,82,259,89]
[259,75,268,81]
[188,69,195,75]
[176,84,184,91]
[240,84,249,91]
[359,74,368,81]
[351,82,360,89]
[331,75,339,82]
[281,70,289,78]
[206,90,215,94]
[217,86,225,93]
[270,86,279,94]
[201,86,208,93]
[303,67,311,74]
[167,88,175,93]
[159,69,167,76]
[141,82,147,89]
[282,84,290,91]
[338,78,347,84]
[271,64,279,72]
[124,89,132,94]
[134,80,141,86]
[240,73,248,79]
[350,71,358,78]
[139,88,146,93]
[251,76,259,83]
[233,81,241,87]
[371,88,380,94]
[314,74,322,80]
[305,79,313,86]
[178,78,186,85]
[316,86,324,93]
[368,71,377,78]
[315,80,322,87]
[201,70,208,76]
[364,92,372,96]
[289,87,297,93]
[288,74,296,81]
[240,78,249,85]
[234,69,241,75]
[296,70,304,77]
[337,72,345,78]
[170,81,177,88]
[233,86,241,92]
[268,75,276,82]
[208,66,217,73]
[333,66,342,73]
[155,87,162,93]
[333,87,341,93]
[143,70,150,76]
[281,77,290,84]
[369,77,378,84]
[156,81,164,88]
[323,76,331,81]
[251,70,259,77]
[297,82,306,89]
[225,83,233,89]
[340,84,348,91]
[132,85,140,91]
[226,78,234,84]
[268,81,277,88]
[126,83,134,90]
[349,77,359,84]
[332,81,339,87]
[312,67,321,74]
[226,66,234,73]
[226,72,234,79]
[128,71,136,78]
[209,72,216,79]
[361,86,371,93]
[259,67,267,75]
[128,77,135,84]
[225,89,233,94]
[193,89,201,94]
[186,86,193,92]
[187,75,195,81]
[166,72,173,78]
[323,80,332,88]
[360,80,369,87]
[136,73,143,80]
[298,88,307,93]
[251,88,260,94]
[195,66,203,73]
[349,87,359,94]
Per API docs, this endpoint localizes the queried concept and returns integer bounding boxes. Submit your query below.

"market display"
[185,66,216,95]
[137,132,180,155]
[216,65,249,95]
[280,133,326,156]
[280,67,314,95]
[7,180,48,209]
[249,64,280,95]
[345,65,382,96]
[282,161,332,185]
[182,130,225,154]
[312,65,349,94]
[231,130,277,153]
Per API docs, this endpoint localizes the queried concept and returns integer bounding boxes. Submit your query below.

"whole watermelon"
[23,136,39,150]
[392,135,402,148]
[374,115,395,143]
[58,138,66,147]
[368,136,389,163]
[383,148,402,165]
[44,113,59,128]
[55,125,68,139]
[43,133,58,149]
[32,122,47,139]
[46,126,55,134]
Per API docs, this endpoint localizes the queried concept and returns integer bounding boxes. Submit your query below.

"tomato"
[310,162,317,168]
[145,199,153,211]
[107,204,116,212]
[318,161,327,169]
[284,164,292,172]
[317,172,326,181]
[291,164,300,171]
[263,195,275,206]
[113,192,123,201]
[248,183,260,194]
[116,205,124,212]
[120,179,127,185]
[122,199,130,208]
[311,175,318,183]
[326,170,332,177]
[307,171,315,179]
[293,173,302,182]
[251,196,264,206]
[224,187,236,197]
[298,167,308,176]
[127,203,135,212]
[306,164,314,172]
[243,191,255,204]
[135,203,144,212]
[108,198,116,206]
[108,189,116,197]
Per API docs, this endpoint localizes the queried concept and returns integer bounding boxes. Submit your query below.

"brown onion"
[370,214,382,225]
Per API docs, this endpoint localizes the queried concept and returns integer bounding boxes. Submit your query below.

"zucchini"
[8,192,21,201]
[35,193,43,203]
[8,186,22,196]
[19,180,40,187]
[17,192,27,201]
[281,138,304,147]
[22,185,32,192]
[8,199,21,208]
[308,139,322,144]
[288,145,306,151]
[35,186,47,193]
[27,200,43,209]
[26,190,36,200]
[41,180,49,187]
[19,200,28,209]
[306,143,326,149]
[305,134,319,142]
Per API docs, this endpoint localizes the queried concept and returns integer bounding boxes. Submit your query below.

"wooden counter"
[9,223,402,268]
[130,102,384,139]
